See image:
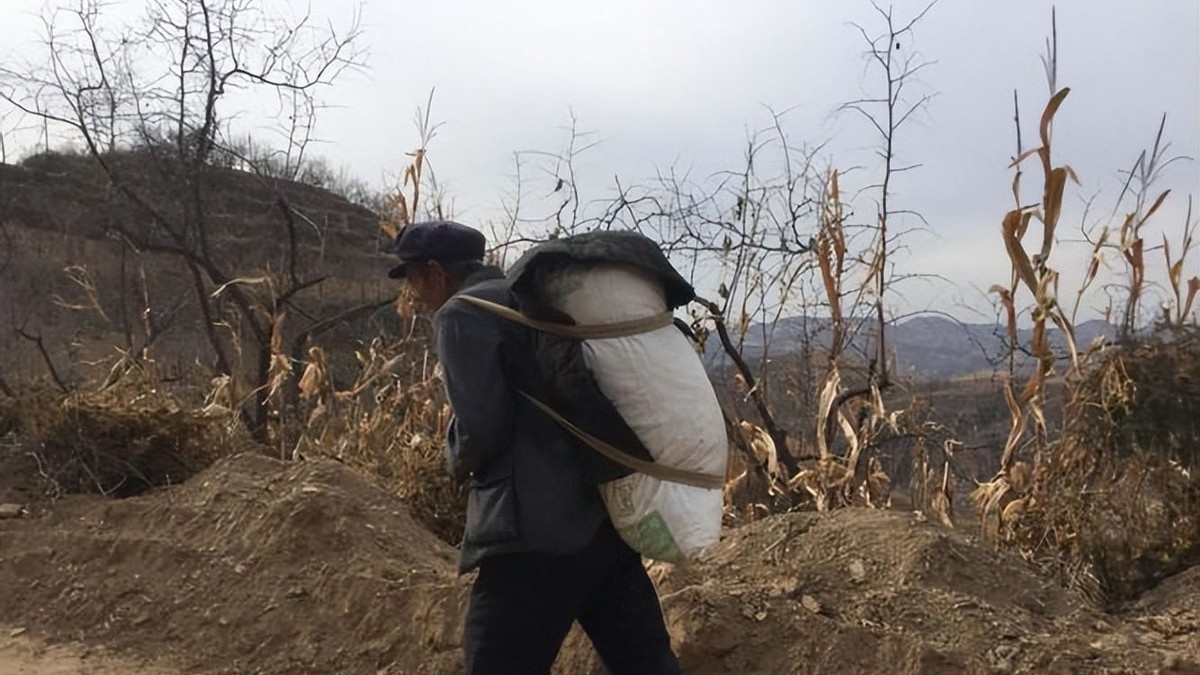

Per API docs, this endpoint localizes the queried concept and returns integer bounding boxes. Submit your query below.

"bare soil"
[0,629,181,675]
[1,452,1197,675]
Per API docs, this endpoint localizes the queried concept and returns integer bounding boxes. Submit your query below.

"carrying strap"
[455,294,673,340]
[519,391,725,490]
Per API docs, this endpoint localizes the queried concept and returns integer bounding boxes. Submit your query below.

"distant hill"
[704,313,1117,380]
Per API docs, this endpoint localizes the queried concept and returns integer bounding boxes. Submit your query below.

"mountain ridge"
[704,313,1117,380]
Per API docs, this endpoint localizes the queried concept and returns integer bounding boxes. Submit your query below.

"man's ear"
[427,260,448,284]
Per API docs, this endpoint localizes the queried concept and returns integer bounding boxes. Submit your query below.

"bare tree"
[773,0,941,509]
[841,0,938,389]
[484,3,943,501]
[0,0,365,438]
[0,108,12,164]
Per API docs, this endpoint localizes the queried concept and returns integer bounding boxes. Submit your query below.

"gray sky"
[2,0,1197,322]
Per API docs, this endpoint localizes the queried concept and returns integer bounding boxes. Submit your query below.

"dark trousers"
[462,522,683,675]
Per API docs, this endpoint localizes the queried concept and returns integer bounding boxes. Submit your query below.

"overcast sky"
[1,0,1197,322]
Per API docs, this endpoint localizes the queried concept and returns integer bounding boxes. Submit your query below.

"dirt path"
[0,629,179,675]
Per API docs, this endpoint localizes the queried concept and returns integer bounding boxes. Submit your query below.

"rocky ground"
[0,451,1197,674]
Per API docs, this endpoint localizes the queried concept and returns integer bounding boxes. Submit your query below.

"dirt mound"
[0,453,466,674]
[2,452,1198,674]
[616,510,1196,675]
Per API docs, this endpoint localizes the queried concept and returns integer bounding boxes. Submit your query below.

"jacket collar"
[459,265,505,291]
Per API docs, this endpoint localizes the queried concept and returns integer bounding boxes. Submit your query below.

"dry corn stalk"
[928,462,954,529]
[813,170,847,469]
[380,92,438,240]
[287,331,464,541]
[976,38,1090,542]
[991,87,1079,481]
[1162,199,1200,325]
[265,309,291,404]
[798,168,896,511]
[52,265,110,321]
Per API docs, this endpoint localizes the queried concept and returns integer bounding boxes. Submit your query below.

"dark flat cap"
[386,220,487,278]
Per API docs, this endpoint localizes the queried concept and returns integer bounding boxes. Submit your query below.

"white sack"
[543,263,727,561]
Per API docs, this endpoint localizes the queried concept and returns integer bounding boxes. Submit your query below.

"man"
[387,220,683,675]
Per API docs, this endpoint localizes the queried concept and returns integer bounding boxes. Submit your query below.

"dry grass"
[288,337,464,544]
[1010,329,1200,603]
[978,18,1200,603]
[2,365,257,498]
[2,319,464,540]
[274,121,466,543]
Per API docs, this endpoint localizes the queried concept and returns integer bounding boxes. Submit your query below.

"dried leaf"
[740,421,779,481]
[930,489,954,528]
[817,236,841,323]
[1142,189,1171,224]
[210,276,271,299]
[990,285,1018,350]
[837,410,859,481]
[1048,307,1080,375]
[999,378,1026,470]
[1082,228,1109,291]
[1003,210,1039,294]
[1041,166,1068,255]
[1183,277,1200,323]
[412,147,426,178]
[1009,146,1041,169]
[815,370,841,461]
[298,346,328,400]
[1164,234,1182,290]
[395,194,410,227]
[1038,88,1071,153]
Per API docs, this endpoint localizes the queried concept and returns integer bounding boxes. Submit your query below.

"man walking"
[387,220,683,674]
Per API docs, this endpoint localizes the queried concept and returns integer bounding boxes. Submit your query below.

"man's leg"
[462,552,582,675]
[576,528,683,675]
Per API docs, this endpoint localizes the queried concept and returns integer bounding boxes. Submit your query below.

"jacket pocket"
[464,473,519,545]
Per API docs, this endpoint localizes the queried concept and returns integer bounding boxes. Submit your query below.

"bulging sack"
[540,262,727,562]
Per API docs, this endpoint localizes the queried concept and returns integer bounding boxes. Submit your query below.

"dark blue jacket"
[434,266,609,573]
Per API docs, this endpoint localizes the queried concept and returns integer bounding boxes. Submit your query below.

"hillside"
[0,151,400,387]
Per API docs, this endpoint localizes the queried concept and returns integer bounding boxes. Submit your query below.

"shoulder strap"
[454,294,674,340]
[518,390,725,490]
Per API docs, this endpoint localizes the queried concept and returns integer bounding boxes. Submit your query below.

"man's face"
[404,260,454,311]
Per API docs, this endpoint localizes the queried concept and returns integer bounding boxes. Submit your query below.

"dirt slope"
[0,453,1197,674]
